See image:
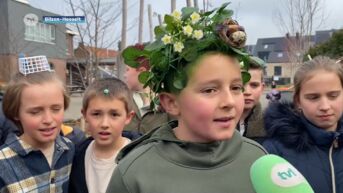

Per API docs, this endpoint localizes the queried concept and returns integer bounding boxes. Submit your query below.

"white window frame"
[25,22,56,44]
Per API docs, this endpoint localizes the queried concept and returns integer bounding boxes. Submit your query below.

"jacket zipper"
[329,136,338,193]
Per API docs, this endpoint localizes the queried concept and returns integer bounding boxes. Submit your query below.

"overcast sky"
[29,0,343,47]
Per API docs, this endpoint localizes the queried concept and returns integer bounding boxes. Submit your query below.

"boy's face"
[18,82,64,149]
[124,66,143,91]
[82,97,133,147]
[243,69,264,111]
[170,54,244,142]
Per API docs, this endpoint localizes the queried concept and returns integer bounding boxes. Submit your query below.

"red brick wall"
[0,54,66,84]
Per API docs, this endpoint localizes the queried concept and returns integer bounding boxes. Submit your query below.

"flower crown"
[123,3,264,96]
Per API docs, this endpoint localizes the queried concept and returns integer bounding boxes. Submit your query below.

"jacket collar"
[118,120,243,168]
[265,101,343,150]
[5,133,70,156]
[301,114,343,147]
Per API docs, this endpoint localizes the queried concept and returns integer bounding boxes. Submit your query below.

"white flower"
[190,12,201,24]
[239,61,245,68]
[161,34,172,45]
[193,30,204,40]
[174,42,184,53]
[171,10,181,21]
[183,25,193,36]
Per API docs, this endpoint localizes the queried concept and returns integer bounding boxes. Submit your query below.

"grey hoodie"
[106,121,267,193]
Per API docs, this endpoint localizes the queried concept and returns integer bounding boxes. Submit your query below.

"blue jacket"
[0,102,18,145]
[68,131,142,193]
[263,101,343,193]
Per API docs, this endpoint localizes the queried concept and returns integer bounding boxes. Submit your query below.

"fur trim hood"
[264,101,343,151]
[264,101,314,151]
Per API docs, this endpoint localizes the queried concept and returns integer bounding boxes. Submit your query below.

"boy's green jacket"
[107,121,267,193]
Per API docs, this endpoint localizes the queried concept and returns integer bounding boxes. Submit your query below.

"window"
[274,66,282,76]
[277,52,283,58]
[49,63,55,70]
[264,44,269,49]
[25,22,56,44]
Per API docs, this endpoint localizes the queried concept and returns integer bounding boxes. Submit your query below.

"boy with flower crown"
[106,3,267,193]
[123,43,174,134]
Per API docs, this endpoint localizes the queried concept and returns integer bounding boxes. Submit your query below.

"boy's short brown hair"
[82,78,133,113]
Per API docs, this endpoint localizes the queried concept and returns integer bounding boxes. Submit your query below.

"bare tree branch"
[273,0,327,83]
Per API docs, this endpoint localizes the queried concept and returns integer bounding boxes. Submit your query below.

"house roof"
[74,43,119,58]
[314,29,337,44]
[253,30,336,63]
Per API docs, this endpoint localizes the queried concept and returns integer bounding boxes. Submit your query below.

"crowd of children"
[0,3,342,193]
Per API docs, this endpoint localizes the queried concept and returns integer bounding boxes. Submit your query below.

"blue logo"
[43,16,85,24]
[271,163,305,187]
[278,168,297,180]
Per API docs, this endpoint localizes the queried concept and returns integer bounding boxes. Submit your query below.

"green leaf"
[173,79,184,90]
[249,56,265,67]
[154,26,165,39]
[164,15,177,32]
[202,9,215,17]
[197,37,215,49]
[122,47,149,68]
[217,2,231,13]
[215,9,234,24]
[231,47,249,56]
[241,71,251,84]
[173,71,187,90]
[138,71,152,85]
[181,7,199,19]
[181,40,198,62]
[150,51,169,70]
[211,2,233,25]
[145,40,164,51]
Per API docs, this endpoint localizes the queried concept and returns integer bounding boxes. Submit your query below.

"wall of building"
[49,58,67,83]
[0,55,66,84]
[0,0,10,54]
[6,0,67,59]
[0,54,17,82]
[265,62,293,81]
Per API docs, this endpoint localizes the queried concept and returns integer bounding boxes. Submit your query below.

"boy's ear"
[125,110,135,125]
[294,95,300,109]
[81,109,87,122]
[159,92,180,116]
[261,82,265,90]
[137,66,147,73]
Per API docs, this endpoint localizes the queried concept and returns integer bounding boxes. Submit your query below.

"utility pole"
[118,0,127,80]
[158,14,162,26]
[194,0,199,9]
[171,0,176,13]
[148,4,153,42]
[186,0,192,7]
[138,0,144,43]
